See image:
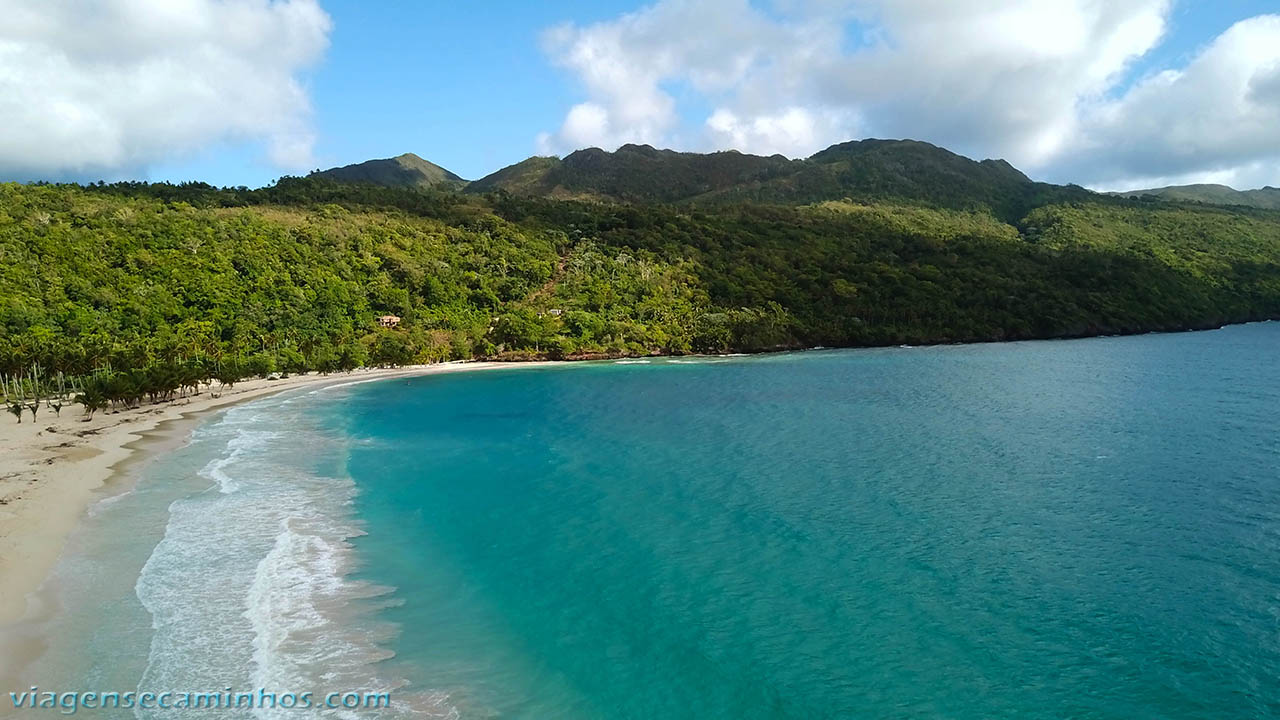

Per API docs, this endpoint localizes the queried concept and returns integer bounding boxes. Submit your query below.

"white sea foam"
[134,397,457,719]
[246,518,344,675]
[246,516,386,719]
[308,375,391,393]
[614,359,651,364]
[195,427,282,494]
[87,488,132,518]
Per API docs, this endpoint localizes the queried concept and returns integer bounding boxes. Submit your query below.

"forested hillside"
[2,166,1279,414]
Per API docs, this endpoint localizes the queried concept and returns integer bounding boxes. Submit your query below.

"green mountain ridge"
[1110,183,1280,210]
[678,139,1065,220]
[305,141,1280,217]
[310,152,467,189]
[318,139,1094,220]
[467,144,797,203]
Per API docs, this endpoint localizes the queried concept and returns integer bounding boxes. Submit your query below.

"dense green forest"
[2,145,1280,416]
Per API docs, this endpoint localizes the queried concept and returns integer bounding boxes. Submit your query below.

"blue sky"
[1125,1,1276,86]
[147,0,1280,188]
[4,1,1280,190]
[150,1,636,186]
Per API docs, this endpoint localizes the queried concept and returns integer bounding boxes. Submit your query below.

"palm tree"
[23,365,43,421]
[75,385,107,420]
[45,372,68,416]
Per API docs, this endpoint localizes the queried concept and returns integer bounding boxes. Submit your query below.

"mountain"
[468,139,1088,220]
[308,140,1092,221]
[1110,184,1280,210]
[467,144,796,203]
[464,155,563,196]
[310,153,467,189]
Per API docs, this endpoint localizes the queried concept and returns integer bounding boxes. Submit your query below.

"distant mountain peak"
[311,153,467,188]
[1110,183,1280,210]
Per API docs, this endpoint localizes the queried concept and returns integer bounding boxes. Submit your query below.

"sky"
[1,0,1278,191]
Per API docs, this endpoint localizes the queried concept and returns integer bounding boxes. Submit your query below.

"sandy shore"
[0,361,555,631]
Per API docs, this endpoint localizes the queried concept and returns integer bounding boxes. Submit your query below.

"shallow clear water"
[25,323,1280,719]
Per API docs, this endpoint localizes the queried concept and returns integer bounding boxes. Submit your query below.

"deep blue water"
[29,324,1280,719]
[337,324,1280,718]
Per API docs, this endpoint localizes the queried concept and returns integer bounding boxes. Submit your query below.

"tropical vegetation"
[2,139,1279,417]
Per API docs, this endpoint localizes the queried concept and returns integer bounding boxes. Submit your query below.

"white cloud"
[1067,15,1280,188]
[539,1,1280,189]
[540,0,817,154]
[706,107,850,158]
[821,0,1170,168]
[0,0,332,180]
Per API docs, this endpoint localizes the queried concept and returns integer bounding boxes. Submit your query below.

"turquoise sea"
[22,323,1280,718]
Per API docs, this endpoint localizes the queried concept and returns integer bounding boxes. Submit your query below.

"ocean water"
[21,323,1280,719]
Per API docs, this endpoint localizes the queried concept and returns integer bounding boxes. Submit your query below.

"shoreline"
[1,317,1269,633]
[1,320,1269,681]
[0,361,560,636]
[1,317,1269,630]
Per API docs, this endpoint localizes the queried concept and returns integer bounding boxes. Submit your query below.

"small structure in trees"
[377,315,401,328]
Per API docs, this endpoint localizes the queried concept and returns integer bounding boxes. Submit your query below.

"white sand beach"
[0,361,556,633]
